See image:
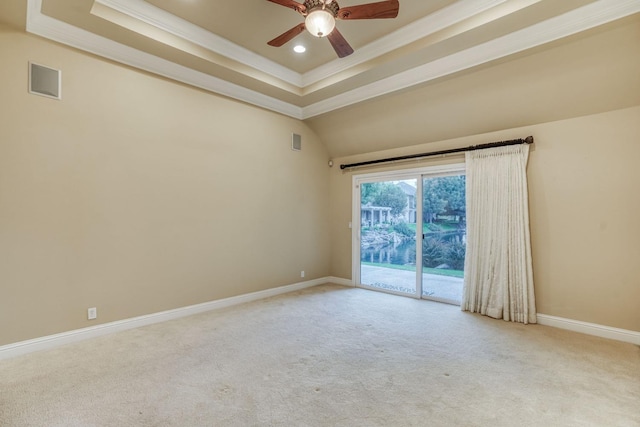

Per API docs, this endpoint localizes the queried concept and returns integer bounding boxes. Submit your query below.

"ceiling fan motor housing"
[267,0,399,57]
[304,0,339,16]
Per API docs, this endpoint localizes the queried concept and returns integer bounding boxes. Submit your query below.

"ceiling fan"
[266,0,400,58]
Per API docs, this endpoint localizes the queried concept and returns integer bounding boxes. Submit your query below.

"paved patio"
[361,264,463,303]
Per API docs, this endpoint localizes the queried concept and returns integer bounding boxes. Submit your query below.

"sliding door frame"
[352,163,465,298]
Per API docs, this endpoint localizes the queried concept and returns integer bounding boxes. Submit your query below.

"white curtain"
[462,144,536,324]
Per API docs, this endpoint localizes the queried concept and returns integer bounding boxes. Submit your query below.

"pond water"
[361,231,465,266]
[361,239,416,266]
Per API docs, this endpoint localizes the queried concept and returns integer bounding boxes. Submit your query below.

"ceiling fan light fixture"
[305,9,336,38]
[268,0,398,58]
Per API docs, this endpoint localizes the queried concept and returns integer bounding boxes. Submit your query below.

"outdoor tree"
[423,176,466,223]
[360,182,383,205]
[440,175,466,220]
[373,183,407,216]
[423,179,448,223]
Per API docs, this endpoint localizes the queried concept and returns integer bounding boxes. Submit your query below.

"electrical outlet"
[301,271,305,278]
[88,307,97,320]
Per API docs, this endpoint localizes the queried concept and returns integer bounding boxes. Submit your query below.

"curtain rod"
[339,136,534,170]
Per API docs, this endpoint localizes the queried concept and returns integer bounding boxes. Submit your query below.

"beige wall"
[1,15,639,347]
[329,106,640,332]
[309,15,640,158]
[0,26,331,346]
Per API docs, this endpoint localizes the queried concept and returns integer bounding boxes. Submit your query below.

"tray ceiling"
[14,0,640,118]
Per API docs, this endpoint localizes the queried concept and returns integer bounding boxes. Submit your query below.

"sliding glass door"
[359,178,418,296]
[421,175,466,304]
[353,165,466,304]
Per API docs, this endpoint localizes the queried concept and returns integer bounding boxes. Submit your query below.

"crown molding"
[93,0,513,89]
[302,0,640,118]
[26,0,303,119]
[26,0,640,120]
[301,0,510,86]
[94,0,303,88]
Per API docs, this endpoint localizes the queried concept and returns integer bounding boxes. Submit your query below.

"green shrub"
[393,222,414,237]
[426,223,443,232]
[422,236,446,268]
[422,237,466,270]
[445,240,466,270]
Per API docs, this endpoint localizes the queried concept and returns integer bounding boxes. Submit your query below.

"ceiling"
[2,0,638,121]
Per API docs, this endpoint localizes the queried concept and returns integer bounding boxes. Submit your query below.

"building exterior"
[398,182,417,224]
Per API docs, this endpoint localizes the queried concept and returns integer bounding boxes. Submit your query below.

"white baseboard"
[537,314,640,345]
[0,277,329,360]
[327,276,354,287]
[4,283,636,360]
[315,280,640,346]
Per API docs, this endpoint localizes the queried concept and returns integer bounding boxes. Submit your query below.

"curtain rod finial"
[525,136,534,144]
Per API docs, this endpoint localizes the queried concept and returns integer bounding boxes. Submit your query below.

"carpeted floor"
[1,284,639,426]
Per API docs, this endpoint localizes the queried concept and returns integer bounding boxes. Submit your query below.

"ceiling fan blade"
[337,0,399,20]
[267,23,306,47]
[327,28,354,58]
[266,0,306,15]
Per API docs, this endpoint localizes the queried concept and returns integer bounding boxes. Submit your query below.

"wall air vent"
[29,62,61,100]
[292,133,302,151]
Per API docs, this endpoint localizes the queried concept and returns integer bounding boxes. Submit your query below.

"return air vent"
[292,133,302,151]
[29,62,61,100]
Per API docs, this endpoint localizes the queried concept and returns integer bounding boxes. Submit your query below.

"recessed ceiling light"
[293,45,306,53]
